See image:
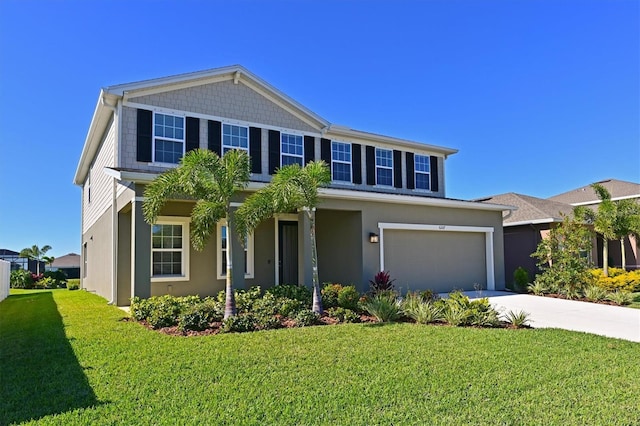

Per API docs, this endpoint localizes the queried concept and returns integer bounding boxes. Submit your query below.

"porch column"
[131,197,151,298]
[298,209,313,288]
[229,207,246,290]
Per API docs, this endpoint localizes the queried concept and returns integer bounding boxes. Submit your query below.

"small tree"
[532,214,593,298]
[575,184,640,275]
[235,161,331,314]
[19,245,52,275]
[143,149,251,319]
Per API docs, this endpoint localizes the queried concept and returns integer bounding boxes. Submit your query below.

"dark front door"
[279,221,298,285]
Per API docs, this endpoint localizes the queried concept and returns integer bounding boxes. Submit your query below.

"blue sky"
[0,0,638,258]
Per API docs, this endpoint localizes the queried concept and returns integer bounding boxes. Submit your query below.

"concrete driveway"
[461,291,640,342]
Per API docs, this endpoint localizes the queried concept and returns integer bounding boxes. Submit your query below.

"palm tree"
[235,161,331,314]
[43,255,56,271]
[575,183,640,276]
[143,149,251,319]
[19,245,52,275]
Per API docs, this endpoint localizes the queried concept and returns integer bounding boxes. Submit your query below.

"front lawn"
[1,289,639,425]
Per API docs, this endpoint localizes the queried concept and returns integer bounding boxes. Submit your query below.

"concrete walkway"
[459,291,640,342]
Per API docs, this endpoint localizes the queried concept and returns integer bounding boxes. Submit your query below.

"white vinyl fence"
[0,260,10,303]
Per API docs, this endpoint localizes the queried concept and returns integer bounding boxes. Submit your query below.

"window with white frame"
[281,133,303,166]
[151,217,190,281]
[331,141,352,182]
[217,221,254,279]
[414,154,431,190]
[375,148,393,186]
[222,124,249,154]
[153,113,185,164]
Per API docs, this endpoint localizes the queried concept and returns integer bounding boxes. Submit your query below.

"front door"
[278,221,298,285]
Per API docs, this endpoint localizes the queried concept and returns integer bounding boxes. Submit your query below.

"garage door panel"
[385,230,486,293]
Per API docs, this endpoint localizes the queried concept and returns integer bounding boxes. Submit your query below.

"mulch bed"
[127,313,379,337]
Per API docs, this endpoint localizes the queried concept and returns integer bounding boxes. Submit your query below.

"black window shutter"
[249,127,262,174]
[405,152,415,189]
[320,138,331,165]
[352,144,362,184]
[268,130,280,174]
[186,117,199,153]
[365,146,376,185]
[136,109,153,162]
[304,136,315,164]
[430,156,439,192]
[208,120,222,156]
[393,150,402,188]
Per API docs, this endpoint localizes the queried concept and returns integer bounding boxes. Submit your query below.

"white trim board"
[377,222,495,291]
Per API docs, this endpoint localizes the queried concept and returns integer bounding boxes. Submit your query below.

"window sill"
[147,162,179,168]
[151,275,190,283]
[217,273,255,280]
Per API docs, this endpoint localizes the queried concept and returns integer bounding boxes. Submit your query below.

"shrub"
[503,310,531,328]
[513,267,530,292]
[255,314,282,330]
[326,307,360,323]
[440,291,500,327]
[527,281,548,296]
[321,283,342,309]
[253,293,304,318]
[43,270,67,288]
[583,285,608,302]
[130,295,201,329]
[178,306,211,332]
[369,271,396,294]
[404,301,443,324]
[217,286,262,314]
[337,285,360,311]
[67,279,80,290]
[294,309,320,327]
[265,284,312,306]
[606,291,633,306]
[10,269,33,289]
[35,277,55,289]
[362,292,403,323]
[590,268,640,293]
[221,314,258,333]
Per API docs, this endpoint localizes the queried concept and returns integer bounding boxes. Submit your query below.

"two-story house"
[74,65,511,305]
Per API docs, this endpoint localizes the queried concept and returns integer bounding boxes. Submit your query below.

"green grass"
[629,292,640,309]
[1,290,639,425]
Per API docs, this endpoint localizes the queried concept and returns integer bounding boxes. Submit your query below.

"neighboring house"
[476,193,576,285]
[73,65,512,306]
[0,249,42,273]
[548,179,640,271]
[47,253,81,279]
[481,179,640,285]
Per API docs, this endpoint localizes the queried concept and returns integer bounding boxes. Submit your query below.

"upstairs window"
[375,148,393,186]
[153,113,185,164]
[331,141,352,182]
[281,133,303,166]
[414,154,431,190]
[222,124,249,154]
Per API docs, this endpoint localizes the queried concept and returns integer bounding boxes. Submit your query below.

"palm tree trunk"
[224,217,236,319]
[620,237,626,271]
[307,208,323,314]
[603,237,609,277]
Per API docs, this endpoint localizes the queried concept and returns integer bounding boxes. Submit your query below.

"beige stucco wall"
[82,206,113,300]
[317,197,506,292]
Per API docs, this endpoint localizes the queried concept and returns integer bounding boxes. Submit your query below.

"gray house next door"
[278,221,298,285]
